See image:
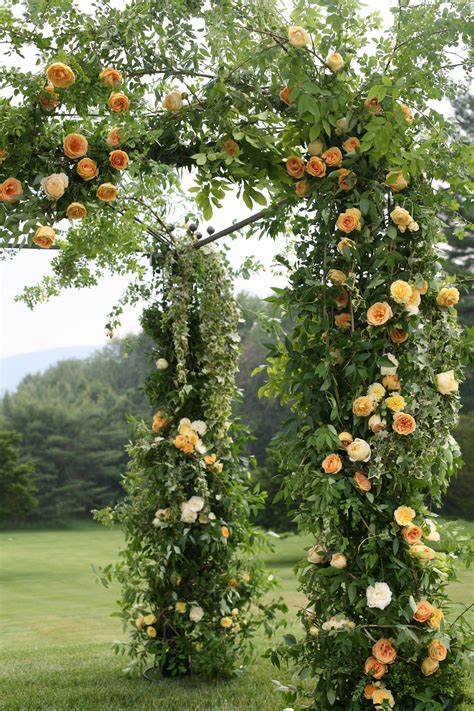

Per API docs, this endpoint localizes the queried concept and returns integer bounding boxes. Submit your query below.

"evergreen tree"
[0,430,37,524]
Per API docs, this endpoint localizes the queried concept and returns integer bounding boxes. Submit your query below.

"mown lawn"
[0,522,472,711]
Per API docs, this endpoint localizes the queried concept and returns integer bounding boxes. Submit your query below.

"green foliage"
[440,412,474,520]
[94,244,286,677]
[0,429,37,523]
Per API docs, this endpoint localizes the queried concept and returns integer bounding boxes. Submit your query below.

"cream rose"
[390,280,413,304]
[368,414,386,433]
[435,370,459,395]
[380,354,398,376]
[307,544,326,564]
[353,396,374,417]
[327,269,347,285]
[307,139,324,156]
[189,606,204,623]
[367,383,385,401]
[288,26,310,47]
[163,90,183,111]
[394,505,415,526]
[326,52,344,71]
[372,689,395,707]
[338,431,353,448]
[366,582,392,610]
[41,173,68,199]
[347,438,371,462]
[390,206,412,229]
[424,518,440,542]
[155,358,169,370]
[330,553,347,569]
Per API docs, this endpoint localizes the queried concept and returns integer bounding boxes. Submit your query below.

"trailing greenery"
[94,243,285,677]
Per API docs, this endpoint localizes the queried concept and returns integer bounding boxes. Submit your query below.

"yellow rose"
[390,280,413,304]
[295,180,311,197]
[428,607,444,628]
[99,67,122,86]
[327,269,347,285]
[367,383,385,401]
[33,225,56,249]
[385,394,406,412]
[41,173,68,199]
[288,26,310,47]
[367,302,393,326]
[220,616,233,628]
[66,202,87,220]
[336,207,361,233]
[286,155,305,178]
[77,157,99,181]
[63,133,88,159]
[386,170,408,192]
[163,90,183,111]
[390,206,412,228]
[135,615,145,630]
[437,287,459,307]
[96,183,118,202]
[108,92,130,112]
[421,657,439,676]
[46,62,75,88]
[372,689,395,707]
[307,139,324,155]
[352,396,374,417]
[175,601,186,614]
[435,370,459,395]
[143,614,157,625]
[146,626,157,637]
[394,505,415,526]
[326,52,344,71]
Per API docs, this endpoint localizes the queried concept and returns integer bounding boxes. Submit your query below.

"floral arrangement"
[94,243,284,677]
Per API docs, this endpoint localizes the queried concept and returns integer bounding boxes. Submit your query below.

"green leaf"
[327,688,336,705]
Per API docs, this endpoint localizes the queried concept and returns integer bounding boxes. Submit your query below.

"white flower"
[191,420,207,436]
[208,512,216,521]
[435,370,459,395]
[380,354,398,376]
[347,438,371,462]
[366,582,392,610]
[152,507,171,528]
[368,414,387,433]
[307,544,326,564]
[330,553,347,569]
[186,496,205,512]
[405,304,419,316]
[180,505,197,524]
[155,358,169,370]
[425,518,440,542]
[189,605,204,623]
[195,440,207,455]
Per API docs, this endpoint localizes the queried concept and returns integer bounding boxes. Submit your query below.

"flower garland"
[95,241,284,677]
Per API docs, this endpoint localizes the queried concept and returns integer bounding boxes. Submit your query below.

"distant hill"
[0,345,101,396]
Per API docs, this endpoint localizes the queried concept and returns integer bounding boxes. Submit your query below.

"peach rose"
[393,412,416,435]
[428,639,447,661]
[295,180,311,197]
[353,396,374,417]
[33,225,56,249]
[328,269,347,285]
[413,600,435,623]
[390,328,409,344]
[336,207,361,233]
[41,173,68,199]
[418,279,429,295]
[77,158,99,181]
[335,168,357,191]
[46,62,75,88]
[409,543,436,564]
[337,237,356,253]
[109,150,129,170]
[106,128,123,146]
[364,96,382,114]
[386,170,408,192]
[322,147,343,167]
[38,84,59,110]
[99,67,122,86]
[338,431,353,448]
[367,302,393,326]
[307,139,324,156]
[162,90,183,112]
[66,202,87,220]
[221,525,230,538]
[0,177,22,202]
[394,506,415,526]
[0,148,7,163]
[306,156,326,177]
[372,638,397,664]
[330,553,347,569]
[402,524,423,545]
[343,137,360,153]
[326,52,344,71]
[400,103,413,123]
[223,139,240,156]
[152,410,170,432]
[390,280,413,304]
[354,472,371,492]
[279,85,292,105]
[286,155,305,178]
[108,92,130,112]
[322,453,342,474]
[347,438,371,462]
[428,608,444,628]
[63,133,88,159]
[288,26,310,47]
[364,656,387,679]
[421,657,439,676]
[368,414,386,433]
[335,312,352,330]
[382,374,401,391]
[363,684,377,700]
[385,394,405,412]
[437,287,459,307]
[97,183,117,202]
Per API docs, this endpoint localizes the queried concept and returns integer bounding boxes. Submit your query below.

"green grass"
[0,522,472,711]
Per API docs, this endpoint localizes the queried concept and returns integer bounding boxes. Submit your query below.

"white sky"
[0,1,407,359]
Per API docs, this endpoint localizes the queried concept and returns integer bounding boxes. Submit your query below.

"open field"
[0,522,472,711]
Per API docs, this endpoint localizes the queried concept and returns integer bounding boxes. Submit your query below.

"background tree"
[0,430,37,524]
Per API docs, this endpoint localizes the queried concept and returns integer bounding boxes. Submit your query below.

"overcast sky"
[0,0,399,359]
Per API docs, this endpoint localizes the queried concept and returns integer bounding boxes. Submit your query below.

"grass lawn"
[0,521,472,711]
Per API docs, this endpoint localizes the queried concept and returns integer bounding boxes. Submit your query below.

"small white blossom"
[366,582,392,610]
[191,420,207,436]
